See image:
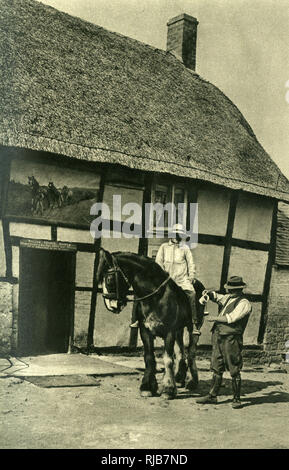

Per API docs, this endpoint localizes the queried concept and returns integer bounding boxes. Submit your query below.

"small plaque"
[20,239,77,252]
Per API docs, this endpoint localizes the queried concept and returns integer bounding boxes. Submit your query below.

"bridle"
[102,254,171,313]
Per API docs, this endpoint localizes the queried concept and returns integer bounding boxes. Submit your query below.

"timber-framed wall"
[0,146,278,355]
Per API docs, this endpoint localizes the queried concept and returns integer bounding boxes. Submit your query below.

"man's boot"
[231,375,242,409]
[196,373,222,404]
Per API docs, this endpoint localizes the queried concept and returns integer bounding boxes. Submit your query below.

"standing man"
[196,276,252,409]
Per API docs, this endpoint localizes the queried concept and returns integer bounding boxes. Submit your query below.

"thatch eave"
[2,132,289,203]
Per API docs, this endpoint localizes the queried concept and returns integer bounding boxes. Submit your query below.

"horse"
[61,185,73,205]
[96,248,206,400]
[28,176,49,215]
[48,182,63,208]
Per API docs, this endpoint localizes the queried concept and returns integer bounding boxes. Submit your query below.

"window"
[151,180,187,231]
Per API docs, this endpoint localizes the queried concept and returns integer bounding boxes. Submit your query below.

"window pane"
[153,184,171,228]
[174,186,186,225]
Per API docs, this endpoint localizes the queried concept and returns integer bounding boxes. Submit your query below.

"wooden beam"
[67,252,76,354]
[51,225,57,241]
[86,168,107,353]
[0,155,12,278]
[10,233,271,253]
[138,173,153,256]
[245,294,263,303]
[186,181,198,232]
[75,286,93,292]
[10,236,97,254]
[231,238,270,252]
[198,234,225,246]
[219,191,238,291]
[129,173,152,348]
[0,276,18,284]
[4,215,91,231]
[258,200,278,344]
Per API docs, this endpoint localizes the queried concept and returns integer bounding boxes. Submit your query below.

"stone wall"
[263,266,289,363]
[0,282,13,356]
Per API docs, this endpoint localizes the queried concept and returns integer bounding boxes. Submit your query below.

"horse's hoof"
[140,390,153,398]
[161,392,176,400]
[186,380,198,391]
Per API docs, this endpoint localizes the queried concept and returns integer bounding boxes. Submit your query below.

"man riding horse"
[97,222,206,399]
[130,223,202,335]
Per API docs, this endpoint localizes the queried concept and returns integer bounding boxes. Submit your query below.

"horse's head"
[97,248,130,314]
[28,176,35,186]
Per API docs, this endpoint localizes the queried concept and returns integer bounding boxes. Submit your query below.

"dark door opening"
[18,247,76,355]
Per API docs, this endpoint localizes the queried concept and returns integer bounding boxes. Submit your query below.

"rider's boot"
[196,373,222,404]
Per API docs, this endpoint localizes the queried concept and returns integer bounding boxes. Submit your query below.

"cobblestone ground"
[1,358,289,449]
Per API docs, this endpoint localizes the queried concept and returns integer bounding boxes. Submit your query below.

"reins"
[127,275,171,302]
[109,254,171,303]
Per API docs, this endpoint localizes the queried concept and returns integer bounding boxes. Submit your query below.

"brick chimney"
[166,13,199,71]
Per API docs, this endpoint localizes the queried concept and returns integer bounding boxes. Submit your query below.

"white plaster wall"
[74,290,91,347]
[9,222,51,240]
[12,246,19,278]
[192,244,224,345]
[75,252,95,287]
[243,302,262,345]
[197,187,230,236]
[192,244,224,289]
[57,228,93,244]
[229,247,268,294]
[233,192,273,243]
[101,234,139,253]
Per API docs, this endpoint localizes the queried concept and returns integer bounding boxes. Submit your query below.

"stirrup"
[193,328,201,336]
[130,320,139,328]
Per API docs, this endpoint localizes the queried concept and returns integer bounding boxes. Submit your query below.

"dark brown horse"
[97,248,206,399]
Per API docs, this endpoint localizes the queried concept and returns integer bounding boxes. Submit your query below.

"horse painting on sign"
[97,248,206,400]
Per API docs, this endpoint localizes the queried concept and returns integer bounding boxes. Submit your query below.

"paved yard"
[0,354,288,449]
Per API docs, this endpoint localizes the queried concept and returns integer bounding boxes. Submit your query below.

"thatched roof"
[276,202,289,266]
[1,0,289,200]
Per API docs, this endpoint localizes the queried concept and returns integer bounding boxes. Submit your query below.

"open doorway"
[18,246,76,355]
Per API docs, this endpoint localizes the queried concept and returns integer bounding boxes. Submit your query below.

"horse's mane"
[113,251,185,295]
[113,251,164,273]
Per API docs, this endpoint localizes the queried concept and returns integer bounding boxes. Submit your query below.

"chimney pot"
[166,13,199,71]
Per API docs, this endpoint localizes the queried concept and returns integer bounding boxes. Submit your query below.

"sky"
[38,0,289,178]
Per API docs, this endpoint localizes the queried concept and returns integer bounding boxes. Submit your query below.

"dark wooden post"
[0,150,12,279]
[86,167,106,354]
[67,251,76,354]
[219,190,238,292]
[129,172,152,348]
[258,199,278,344]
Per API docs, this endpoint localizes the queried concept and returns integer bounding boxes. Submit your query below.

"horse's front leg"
[186,331,199,391]
[139,323,158,397]
[162,331,177,399]
[174,328,187,388]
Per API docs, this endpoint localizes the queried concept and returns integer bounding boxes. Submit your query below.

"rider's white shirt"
[155,240,196,292]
